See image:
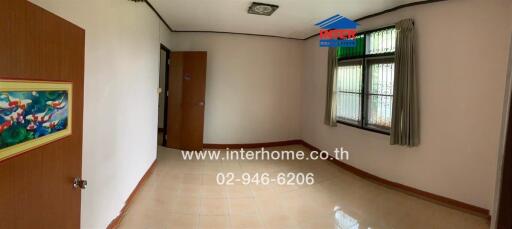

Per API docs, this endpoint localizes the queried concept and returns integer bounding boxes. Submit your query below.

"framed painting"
[0,79,72,161]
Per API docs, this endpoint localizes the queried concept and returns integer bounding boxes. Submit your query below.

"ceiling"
[148,0,427,40]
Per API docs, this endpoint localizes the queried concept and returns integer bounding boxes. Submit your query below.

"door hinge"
[167,59,171,65]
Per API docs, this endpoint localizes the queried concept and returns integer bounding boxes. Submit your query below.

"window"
[336,27,396,134]
[336,61,362,124]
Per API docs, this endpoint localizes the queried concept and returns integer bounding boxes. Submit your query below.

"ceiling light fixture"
[248,2,279,16]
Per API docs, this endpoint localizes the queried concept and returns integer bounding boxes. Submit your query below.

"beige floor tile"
[169,196,200,214]
[200,197,229,215]
[118,146,489,229]
[228,197,259,215]
[202,173,221,186]
[230,214,263,229]
[167,214,198,229]
[226,185,254,198]
[178,184,203,197]
[202,185,228,198]
[198,215,230,229]
[260,212,299,229]
[181,173,203,185]
[120,207,173,229]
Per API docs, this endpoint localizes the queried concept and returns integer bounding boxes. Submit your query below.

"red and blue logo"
[315,14,359,47]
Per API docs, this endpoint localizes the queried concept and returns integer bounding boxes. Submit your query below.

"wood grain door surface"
[166,52,207,150]
[0,1,85,228]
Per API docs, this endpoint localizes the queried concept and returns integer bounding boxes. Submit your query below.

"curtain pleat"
[390,19,419,146]
[325,47,338,126]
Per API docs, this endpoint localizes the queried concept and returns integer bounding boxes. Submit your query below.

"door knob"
[73,177,87,190]
[199,102,204,106]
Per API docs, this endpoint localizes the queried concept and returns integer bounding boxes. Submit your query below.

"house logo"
[315,14,359,47]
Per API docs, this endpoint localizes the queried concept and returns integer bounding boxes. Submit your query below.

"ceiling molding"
[145,0,174,32]
[145,0,447,41]
[162,30,304,40]
[303,0,447,40]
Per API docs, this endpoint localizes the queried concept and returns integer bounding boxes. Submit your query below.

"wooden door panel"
[497,148,511,229]
[0,1,84,228]
[167,52,184,149]
[166,52,206,150]
[497,98,512,229]
[181,52,206,150]
[182,52,207,104]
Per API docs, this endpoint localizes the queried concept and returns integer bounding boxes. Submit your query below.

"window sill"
[336,120,390,136]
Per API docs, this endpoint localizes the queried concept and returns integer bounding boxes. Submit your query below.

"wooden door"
[497,135,512,229]
[166,52,207,150]
[0,1,85,229]
[496,39,512,229]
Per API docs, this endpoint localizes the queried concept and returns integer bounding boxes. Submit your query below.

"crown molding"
[145,0,447,41]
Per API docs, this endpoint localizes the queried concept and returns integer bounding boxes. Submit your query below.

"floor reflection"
[334,206,359,229]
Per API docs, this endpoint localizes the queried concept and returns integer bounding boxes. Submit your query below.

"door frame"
[492,34,512,229]
[160,44,171,146]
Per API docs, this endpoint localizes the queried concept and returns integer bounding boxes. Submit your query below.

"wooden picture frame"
[0,79,72,161]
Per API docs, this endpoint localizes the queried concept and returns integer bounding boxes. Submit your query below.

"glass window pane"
[337,35,365,59]
[336,64,362,123]
[337,65,362,93]
[367,61,394,129]
[366,28,396,55]
[367,95,392,128]
[369,62,394,95]
[337,92,361,122]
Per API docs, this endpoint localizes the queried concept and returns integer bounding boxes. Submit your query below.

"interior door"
[0,1,84,228]
[166,52,207,150]
[497,131,512,229]
[496,37,512,229]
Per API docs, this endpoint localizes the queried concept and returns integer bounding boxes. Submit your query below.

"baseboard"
[203,139,303,149]
[204,139,491,220]
[300,140,491,220]
[107,160,157,229]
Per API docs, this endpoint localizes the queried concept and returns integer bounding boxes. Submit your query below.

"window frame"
[336,26,396,135]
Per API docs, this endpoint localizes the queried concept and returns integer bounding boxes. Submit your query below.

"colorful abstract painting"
[0,80,72,161]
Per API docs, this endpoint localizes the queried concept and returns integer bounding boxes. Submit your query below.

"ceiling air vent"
[248,2,279,16]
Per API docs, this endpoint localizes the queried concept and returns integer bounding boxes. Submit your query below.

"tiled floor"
[119,145,489,229]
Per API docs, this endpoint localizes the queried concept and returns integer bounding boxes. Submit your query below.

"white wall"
[166,33,304,144]
[301,0,512,210]
[160,21,174,51]
[28,1,165,228]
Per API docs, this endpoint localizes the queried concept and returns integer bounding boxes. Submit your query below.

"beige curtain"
[324,47,338,126]
[391,19,419,146]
